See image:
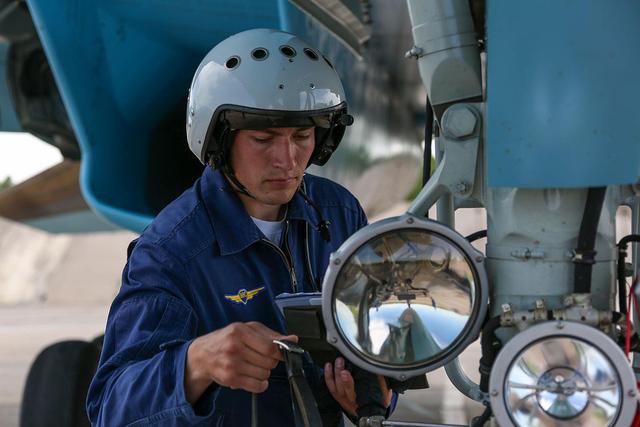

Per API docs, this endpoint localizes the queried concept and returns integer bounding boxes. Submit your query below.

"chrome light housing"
[489,321,637,427]
[322,214,488,379]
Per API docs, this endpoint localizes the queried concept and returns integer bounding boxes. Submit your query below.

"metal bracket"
[408,103,482,217]
[444,357,488,404]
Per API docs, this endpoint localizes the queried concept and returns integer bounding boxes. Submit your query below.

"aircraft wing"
[288,0,372,56]
[0,0,424,233]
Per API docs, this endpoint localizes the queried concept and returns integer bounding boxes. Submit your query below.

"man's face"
[229,127,315,220]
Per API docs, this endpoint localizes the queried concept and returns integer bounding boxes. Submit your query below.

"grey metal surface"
[485,187,618,316]
[405,0,481,107]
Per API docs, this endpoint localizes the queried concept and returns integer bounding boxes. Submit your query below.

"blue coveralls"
[86,167,369,426]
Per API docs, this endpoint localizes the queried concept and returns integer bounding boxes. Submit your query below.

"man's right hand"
[184,322,297,404]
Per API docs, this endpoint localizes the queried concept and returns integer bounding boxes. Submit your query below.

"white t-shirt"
[251,216,284,245]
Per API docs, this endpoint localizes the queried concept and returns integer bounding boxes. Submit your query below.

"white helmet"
[186,28,354,167]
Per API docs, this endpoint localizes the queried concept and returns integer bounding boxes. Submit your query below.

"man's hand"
[324,357,393,418]
[185,322,297,404]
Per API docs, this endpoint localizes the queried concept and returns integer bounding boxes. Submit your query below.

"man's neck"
[238,194,284,221]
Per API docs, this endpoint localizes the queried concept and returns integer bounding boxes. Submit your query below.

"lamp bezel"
[322,213,489,380]
[488,321,637,427]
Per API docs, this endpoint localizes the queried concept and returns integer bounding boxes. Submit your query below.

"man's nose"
[273,140,297,169]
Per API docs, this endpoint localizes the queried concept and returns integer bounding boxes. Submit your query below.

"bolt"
[501,303,512,313]
[455,181,471,195]
[629,389,637,397]
[406,217,415,224]
[399,374,406,381]
[556,321,564,329]
[490,389,499,397]
[330,337,338,344]
[404,46,423,59]
[475,255,484,263]
[442,105,478,139]
[333,258,342,266]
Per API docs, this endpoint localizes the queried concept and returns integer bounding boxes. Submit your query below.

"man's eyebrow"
[253,127,314,135]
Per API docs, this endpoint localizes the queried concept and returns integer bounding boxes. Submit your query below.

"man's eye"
[254,137,271,143]
[295,134,312,140]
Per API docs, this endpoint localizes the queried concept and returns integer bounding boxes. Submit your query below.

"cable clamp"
[571,249,597,265]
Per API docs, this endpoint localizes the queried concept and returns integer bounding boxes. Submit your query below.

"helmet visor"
[223,109,333,131]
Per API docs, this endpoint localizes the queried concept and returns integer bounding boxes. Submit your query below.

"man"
[87,29,391,426]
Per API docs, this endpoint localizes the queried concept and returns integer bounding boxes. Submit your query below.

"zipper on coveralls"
[261,219,298,293]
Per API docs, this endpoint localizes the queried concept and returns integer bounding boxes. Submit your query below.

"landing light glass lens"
[505,337,620,426]
[332,229,477,368]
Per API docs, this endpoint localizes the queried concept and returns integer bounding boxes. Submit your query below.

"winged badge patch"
[224,287,265,305]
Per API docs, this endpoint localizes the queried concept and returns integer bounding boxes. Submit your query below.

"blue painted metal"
[0,42,22,132]
[25,0,288,231]
[487,1,640,188]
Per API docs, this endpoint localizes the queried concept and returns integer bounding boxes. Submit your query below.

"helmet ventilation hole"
[309,83,315,89]
[303,48,319,60]
[278,84,285,89]
[279,45,296,58]
[251,48,268,60]
[225,56,240,69]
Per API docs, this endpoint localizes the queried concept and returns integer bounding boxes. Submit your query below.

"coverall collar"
[202,167,317,256]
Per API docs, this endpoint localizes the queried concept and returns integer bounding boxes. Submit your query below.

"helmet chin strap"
[221,166,331,243]
[220,163,256,200]
[298,179,332,243]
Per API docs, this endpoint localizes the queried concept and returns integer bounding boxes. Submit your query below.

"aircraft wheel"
[20,339,101,427]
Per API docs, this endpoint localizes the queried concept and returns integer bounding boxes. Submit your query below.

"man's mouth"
[265,177,296,184]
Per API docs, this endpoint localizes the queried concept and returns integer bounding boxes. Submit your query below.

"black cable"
[478,316,501,393]
[301,221,319,292]
[471,404,492,427]
[573,187,607,294]
[298,181,331,242]
[617,234,640,314]
[423,96,433,218]
[466,229,487,243]
[423,96,433,187]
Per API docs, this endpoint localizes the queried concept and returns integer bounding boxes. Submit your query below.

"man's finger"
[229,376,269,394]
[340,370,356,402]
[243,323,298,359]
[333,357,346,397]
[239,325,288,359]
[324,362,337,394]
[234,359,272,381]
[377,375,393,407]
[246,322,299,342]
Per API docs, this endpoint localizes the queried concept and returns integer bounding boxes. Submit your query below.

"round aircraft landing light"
[322,214,488,380]
[489,321,637,427]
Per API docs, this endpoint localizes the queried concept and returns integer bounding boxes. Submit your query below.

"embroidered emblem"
[224,287,265,305]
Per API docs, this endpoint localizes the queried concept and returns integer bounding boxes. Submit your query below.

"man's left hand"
[324,357,393,418]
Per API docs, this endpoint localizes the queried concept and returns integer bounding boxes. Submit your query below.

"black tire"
[20,339,102,427]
